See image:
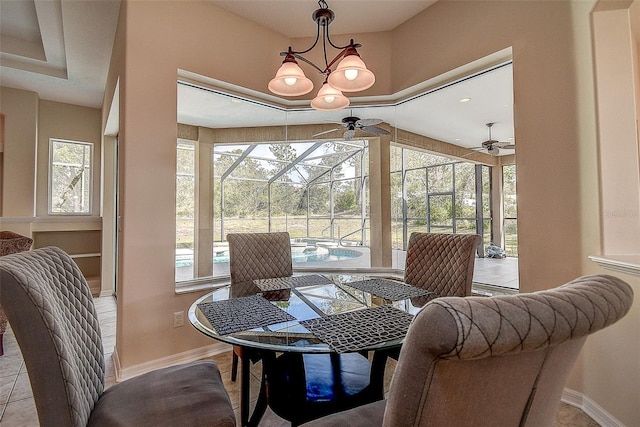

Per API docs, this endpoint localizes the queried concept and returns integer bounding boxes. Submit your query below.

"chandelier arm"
[290,21,323,56]
[291,53,326,75]
[325,25,362,50]
[322,23,330,72]
[325,49,348,70]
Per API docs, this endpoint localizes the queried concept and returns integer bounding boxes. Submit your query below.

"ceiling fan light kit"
[268,0,375,111]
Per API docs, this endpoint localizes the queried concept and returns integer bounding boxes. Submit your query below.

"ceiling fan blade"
[343,129,356,140]
[493,141,515,148]
[356,118,382,127]
[481,139,500,147]
[313,128,342,137]
[361,125,390,135]
[501,144,516,150]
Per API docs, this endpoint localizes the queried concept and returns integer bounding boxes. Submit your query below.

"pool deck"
[176,245,519,291]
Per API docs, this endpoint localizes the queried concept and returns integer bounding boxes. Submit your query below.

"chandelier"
[268,0,375,111]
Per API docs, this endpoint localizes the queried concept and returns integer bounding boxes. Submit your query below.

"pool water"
[175,247,361,267]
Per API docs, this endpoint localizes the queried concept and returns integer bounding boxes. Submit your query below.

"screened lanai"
[214,139,369,245]
[175,61,517,286]
[176,134,516,285]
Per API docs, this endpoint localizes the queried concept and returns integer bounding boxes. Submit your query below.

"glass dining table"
[188,273,434,426]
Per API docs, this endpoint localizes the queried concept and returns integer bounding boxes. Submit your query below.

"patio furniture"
[300,274,633,427]
[0,247,236,427]
[404,232,482,297]
[0,230,33,356]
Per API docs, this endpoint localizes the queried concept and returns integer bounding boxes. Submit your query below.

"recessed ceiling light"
[231,98,242,104]
[459,98,471,103]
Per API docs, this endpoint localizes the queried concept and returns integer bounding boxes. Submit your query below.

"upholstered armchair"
[0,247,236,427]
[404,232,482,297]
[0,230,33,356]
[301,274,633,427]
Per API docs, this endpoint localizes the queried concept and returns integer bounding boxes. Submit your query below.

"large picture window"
[176,138,370,284]
[48,139,93,214]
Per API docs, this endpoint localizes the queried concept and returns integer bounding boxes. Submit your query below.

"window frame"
[48,138,94,215]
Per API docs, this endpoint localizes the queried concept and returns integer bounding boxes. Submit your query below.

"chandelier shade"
[268,59,314,96]
[327,52,375,92]
[310,82,350,111]
[267,0,375,111]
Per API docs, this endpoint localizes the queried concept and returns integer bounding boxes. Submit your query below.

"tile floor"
[1,294,598,426]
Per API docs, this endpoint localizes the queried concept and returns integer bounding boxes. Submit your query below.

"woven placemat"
[254,274,333,291]
[300,305,414,353]
[343,279,434,301]
[198,294,296,335]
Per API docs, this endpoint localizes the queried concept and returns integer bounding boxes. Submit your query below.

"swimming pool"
[175,247,362,267]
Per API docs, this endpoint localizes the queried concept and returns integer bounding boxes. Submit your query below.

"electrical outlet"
[173,311,184,328]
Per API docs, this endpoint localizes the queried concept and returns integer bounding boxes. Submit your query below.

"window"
[390,145,492,250]
[48,139,93,214]
[176,140,196,281]
[176,138,370,284]
[502,164,518,256]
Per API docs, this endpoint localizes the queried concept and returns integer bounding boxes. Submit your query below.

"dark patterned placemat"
[198,295,296,335]
[343,279,434,301]
[299,305,414,353]
[254,274,332,291]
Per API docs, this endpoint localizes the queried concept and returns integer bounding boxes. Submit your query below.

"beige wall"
[107,1,292,369]
[0,87,38,222]
[0,90,102,223]
[582,2,640,423]
[106,0,638,424]
[593,6,640,256]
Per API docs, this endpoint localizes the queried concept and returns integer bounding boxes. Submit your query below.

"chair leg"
[231,350,239,381]
[0,333,3,356]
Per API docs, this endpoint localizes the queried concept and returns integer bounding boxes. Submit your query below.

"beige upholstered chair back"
[0,231,34,353]
[0,247,104,427]
[227,232,293,293]
[404,232,482,297]
[383,275,633,427]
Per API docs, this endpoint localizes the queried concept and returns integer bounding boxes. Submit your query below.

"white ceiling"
[210,0,438,38]
[178,62,514,150]
[0,0,121,109]
[0,0,515,154]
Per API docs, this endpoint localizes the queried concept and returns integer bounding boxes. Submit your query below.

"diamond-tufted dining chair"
[227,232,378,426]
[0,230,33,356]
[227,231,294,382]
[0,246,236,427]
[404,232,482,298]
[301,274,633,427]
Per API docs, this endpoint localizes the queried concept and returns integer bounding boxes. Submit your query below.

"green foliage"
[335,190,356,212]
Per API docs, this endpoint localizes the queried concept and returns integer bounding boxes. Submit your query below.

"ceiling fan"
[468,122,515,156]
[313,116,390,140]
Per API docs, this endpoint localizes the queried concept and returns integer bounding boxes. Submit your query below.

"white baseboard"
[112,342,231,382]
[562,388,625,427]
